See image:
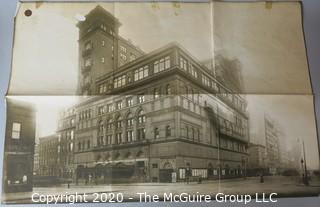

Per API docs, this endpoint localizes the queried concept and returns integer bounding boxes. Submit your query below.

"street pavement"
[2,176,320,204]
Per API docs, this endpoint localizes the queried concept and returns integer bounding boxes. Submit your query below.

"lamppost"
[299,138,309,186]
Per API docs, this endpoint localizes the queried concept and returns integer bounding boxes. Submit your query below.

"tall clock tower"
[77,6,121,95]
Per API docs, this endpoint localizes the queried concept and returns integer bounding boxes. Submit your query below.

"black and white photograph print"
[1,1,319,204]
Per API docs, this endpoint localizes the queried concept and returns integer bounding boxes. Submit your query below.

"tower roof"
[77,5,121,28]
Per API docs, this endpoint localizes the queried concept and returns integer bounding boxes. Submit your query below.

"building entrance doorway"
[159,162,174,183]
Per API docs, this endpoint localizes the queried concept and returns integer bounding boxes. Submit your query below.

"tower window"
[120,53,127,61]
[120,46,127,53]
[130,54,136,61]
[84,41,92,50]
[84,58,92,67]
[11,122,21,139]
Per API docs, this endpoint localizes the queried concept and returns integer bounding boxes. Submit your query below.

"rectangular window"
[11,122,21,139]
[116,120,122,128]
[138,94,145,104]
[120,46,127,53]
[84,41,92,50]
[116,101,123,110]
[127,130,134,142]
[154,56,170,73]
[127,118,133,127]
[154,88,160,99]
[117,133,122,144]
[107,104,114,112]
[126,97,133,107]
[84,58,92,67]
[134,66,149,81]
[130,54,136,61]
[179,168,186,179]
[98,106,105,115]
[152,163,158,168]
[101,57,105,63]
[190,64,198,78]
[120,53,127,61]
[106,135,112,145]
[191,169,208,178]
[101,40,105,46]
[202,75,210,87]
[179,57,187,71]
[114,75,126,88]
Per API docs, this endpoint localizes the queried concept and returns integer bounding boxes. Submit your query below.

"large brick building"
[55,5,249,183]
[2,99,36,192]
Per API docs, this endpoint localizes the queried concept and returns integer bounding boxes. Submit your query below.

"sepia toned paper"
[2,1,319,204]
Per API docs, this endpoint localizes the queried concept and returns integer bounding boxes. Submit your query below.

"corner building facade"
[59,6,249,183]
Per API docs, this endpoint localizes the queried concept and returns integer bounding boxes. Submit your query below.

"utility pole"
[302,140,309,186]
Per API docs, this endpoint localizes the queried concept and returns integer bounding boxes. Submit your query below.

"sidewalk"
[2,176,320,204]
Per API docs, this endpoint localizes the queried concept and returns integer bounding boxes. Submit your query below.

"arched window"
[137,110,145,124]
[107,119,113,129]
[166,84,171,95]
[165,125,171,137]
[98,121,104,134]
[154,127,159,139]
[126,113,133,127]
[116,116,122,128]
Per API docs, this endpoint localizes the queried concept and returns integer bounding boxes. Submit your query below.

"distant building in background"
[2,99,36,193]
[248,143,266,175]
[38,109,76,180]
[56,108,76,179]
[248,113,282,175]
[264,115,280,174]
[33,144,40,176]
[202,54,244,93]
[38,135,59,176]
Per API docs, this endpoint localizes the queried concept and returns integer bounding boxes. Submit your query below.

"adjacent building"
[33,144,40,176]
[264,115,280,174]
[248,113,281,175]
[56,109,76,178]
[247,143,266,175]
[2,99,36,192]
[38,135,59,176]
[55,5,249,183]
